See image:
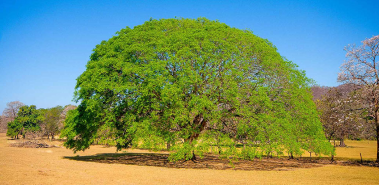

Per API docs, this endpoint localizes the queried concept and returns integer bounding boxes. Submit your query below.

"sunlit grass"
[334,140,377,161]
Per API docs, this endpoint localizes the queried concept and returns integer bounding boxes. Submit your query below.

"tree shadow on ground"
[64,153,327,171]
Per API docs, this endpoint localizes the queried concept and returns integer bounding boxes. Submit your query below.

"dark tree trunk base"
[191,151,197,162]
[339,139,346,147]
[289,153,294,159]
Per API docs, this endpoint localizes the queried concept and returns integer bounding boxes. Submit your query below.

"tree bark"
[310,152,312,161]
[186,114,207,143]
[217,136,222,154]
[339,138,346,147]
[183,114,207,161]
[191,150,196,162]
[166,141,171,150]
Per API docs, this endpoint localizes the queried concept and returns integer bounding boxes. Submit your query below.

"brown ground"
[1,133,379,184]
[66,153,323,171]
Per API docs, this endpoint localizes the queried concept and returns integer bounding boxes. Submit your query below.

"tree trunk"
[191,150,196,162]
[51,133,55,140]
[289,152,294,159]
[186,114,207,143]
[217,136,221,154]
[47,134,49,139]
[166,141,171,150]
[183,114,207,161]
[339,139,346,147]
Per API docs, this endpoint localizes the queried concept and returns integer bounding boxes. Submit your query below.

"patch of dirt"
[65,153,324,171]
[9,140,58,148]
[336,160,379,167]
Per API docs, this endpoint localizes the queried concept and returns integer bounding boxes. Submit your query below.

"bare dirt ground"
[65,153,323,171]
[1,133,379,185]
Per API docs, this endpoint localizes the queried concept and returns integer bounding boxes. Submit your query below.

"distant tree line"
[0,101,76,140]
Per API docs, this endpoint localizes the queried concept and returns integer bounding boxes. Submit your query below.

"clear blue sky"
[1,0,378,113]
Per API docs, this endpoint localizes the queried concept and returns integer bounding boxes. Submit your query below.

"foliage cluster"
[39,106,64,139]
[6,105,44,139]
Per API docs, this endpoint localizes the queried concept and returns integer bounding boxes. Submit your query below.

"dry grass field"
[334,140,377,161]
[1,133,379,185]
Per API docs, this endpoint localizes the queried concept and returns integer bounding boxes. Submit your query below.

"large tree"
[338,35,379,161]
[62,18,333,161]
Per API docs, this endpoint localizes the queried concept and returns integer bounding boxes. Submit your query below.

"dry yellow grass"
[334,140,377,161]
[0,133,378,185]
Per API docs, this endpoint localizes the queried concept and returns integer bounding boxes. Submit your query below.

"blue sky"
[1,0,378,112]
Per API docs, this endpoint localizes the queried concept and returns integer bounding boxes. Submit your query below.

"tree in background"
[0,115,6,132]
[315,86,361,147]
[62,18,334,161]
[40,106,64,140]
[58,105,77,131]
[6,119,23,139]
[6,105,44,139]
[2,101,25,136]
[2,101,24,123]
[338,35,379,162]
[311,86,331,101]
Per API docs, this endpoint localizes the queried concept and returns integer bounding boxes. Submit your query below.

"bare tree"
[338,35,379,162]
[316,86,361,147]
[0,115,6,133]
[2,101,25,123]
[311,85,331,100]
